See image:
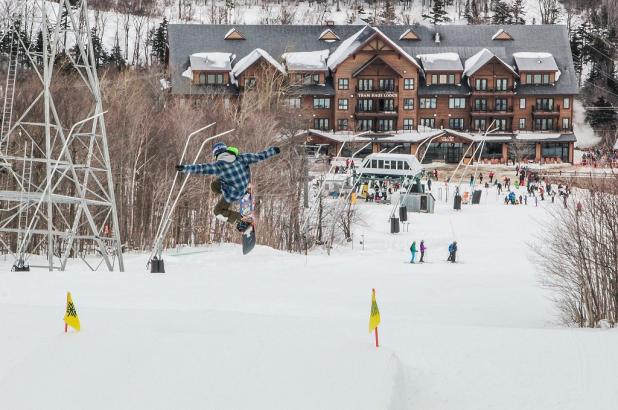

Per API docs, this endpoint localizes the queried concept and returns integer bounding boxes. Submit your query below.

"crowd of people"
[581,147,618,167]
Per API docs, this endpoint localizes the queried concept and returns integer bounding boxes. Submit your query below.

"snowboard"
[239,186,256,255]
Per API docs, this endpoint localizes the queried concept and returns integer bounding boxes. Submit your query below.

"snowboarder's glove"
[273,147,280,154]
[175,164,185,172]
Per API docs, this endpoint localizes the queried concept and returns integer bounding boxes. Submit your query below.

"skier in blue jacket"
[176,142,280,232]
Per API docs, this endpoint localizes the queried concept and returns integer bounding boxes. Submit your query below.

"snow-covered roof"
[327,26,370,70]
[231,48,285,79]
[513,52,559,72]
[515,133,562,140]
[282,49,330,71]
[399,28,420,41]
[327,26,423,73]
[416,52,463,72]
[181,67,193,79]
[319,28,340,41]
[463,48,517,78]
[189,52,235,71]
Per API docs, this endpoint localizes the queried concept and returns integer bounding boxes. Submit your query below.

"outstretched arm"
[177,162,219,175]
[239,147,280,165]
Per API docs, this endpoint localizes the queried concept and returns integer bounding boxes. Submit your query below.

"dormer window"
[492,29,513,40]
[525,73,552,85]
[400,29,420,41]
[319,29,339,42]
[224,28,246,40]
[430,73,456,85]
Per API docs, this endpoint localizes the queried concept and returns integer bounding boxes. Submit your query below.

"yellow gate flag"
[368,288,381,333]
[64,292,80,332]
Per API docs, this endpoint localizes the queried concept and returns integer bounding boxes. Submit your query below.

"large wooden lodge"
[169,24,578,164]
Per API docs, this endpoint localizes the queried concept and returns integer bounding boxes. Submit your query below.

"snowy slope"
[1,182,616,410]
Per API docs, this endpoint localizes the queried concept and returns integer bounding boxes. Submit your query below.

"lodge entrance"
[423,143,468,164]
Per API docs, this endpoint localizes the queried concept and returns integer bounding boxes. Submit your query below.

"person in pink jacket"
[419,240,427,263]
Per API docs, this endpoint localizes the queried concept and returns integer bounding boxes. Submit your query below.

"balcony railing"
[356,127,398,133]
[532,105,561,115]
[472,88,515,93]
[355,85,399,92]
[355,106,398,114]
[470,107,514,115]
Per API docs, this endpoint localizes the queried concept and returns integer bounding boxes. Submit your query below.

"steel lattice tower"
[0,0,124,271]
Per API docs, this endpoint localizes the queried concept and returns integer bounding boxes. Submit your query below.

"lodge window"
[206,73,224,85]
[473,119,486,130]
[379,79,395,91]
[536,98,554,111]
[420,118,435,128]
[404,78,415,90]
[357,119,373,131]
[475,78,487,91]
[313,97,330,109]
[519,118,526,129]
[378,99,395,112]
[296,73,320,85]
[519,98,526,109]
[357,99,374,112]
[495,98,508,111]
[198,73,206,84]
[358,79,373,91]
[338,119,348,130]
[419,98,437,109]
[377,119,394,131]
[474,98,487,111]
[403,118,414,130]
[542,142,569,162]
[244,77,256,88]
[403,98,414,110]
[563,97,570,109]
[449,98,466,109]
[481,142,504,159]
[496,78,508,91]
[338,98,349,110]
[534,118,554,130]
[283,97,301,109]
[449,118,464,130]
[314,118,329,130]
[338,78,349,90]
[494,119,509,131]
[562,117,570,129]
[432,74,455,85]
[431,74,437,85]
[526,73,550,85]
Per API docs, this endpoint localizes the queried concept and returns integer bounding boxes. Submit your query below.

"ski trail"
[386,350,411,410]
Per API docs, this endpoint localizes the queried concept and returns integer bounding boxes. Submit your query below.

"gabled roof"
[231,48,285,79]
[352,55,403,77]
[492,29,513,40]
[400,29,420,41]
[416,52,463,71]
[319,28,340,42]
[282,49,329,71]
[513,52,559,72]
[463,48,517,77]
[224,28,245,40]
[327,26,423,73]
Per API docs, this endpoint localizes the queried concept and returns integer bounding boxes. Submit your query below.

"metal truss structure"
[0,0,123,271]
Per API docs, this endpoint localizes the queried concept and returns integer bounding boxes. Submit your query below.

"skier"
[410,241,417,263]
[419,240,426,263]
[489,171,494,183]
[175,142,280,232]
[447,241,458,263]
[427,178,432,191]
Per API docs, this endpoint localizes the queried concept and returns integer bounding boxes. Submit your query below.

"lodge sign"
[357,92,398,98]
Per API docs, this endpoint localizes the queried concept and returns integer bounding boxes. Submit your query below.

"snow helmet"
[227,146,239,156]
[212,142,228,157]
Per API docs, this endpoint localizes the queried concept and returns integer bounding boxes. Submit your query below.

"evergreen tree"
[491,0,511,24]
[107,36,126,71]
[422,0,450,24]
[90,28,107,68]
[381,0,396,24]
[151,17,168,66]
[510,0,526,24]
[585,96,617,141]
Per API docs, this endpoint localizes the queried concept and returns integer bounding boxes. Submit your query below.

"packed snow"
[282,49,330,71]
[513,52,559,72]
[189,52,235,71]
[416,52,463,71]
[1,182,616,409]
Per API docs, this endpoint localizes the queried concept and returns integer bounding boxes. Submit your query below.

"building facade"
[169,24,578,164]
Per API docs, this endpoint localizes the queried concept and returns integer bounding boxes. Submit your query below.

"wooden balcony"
[470,107,514,116]
[532,105,561,116]
[471,88,515,95]
[355,107,398,117]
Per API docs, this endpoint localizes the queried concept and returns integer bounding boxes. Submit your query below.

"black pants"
[420,251,425,262]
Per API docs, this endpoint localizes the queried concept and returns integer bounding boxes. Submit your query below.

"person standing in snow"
[489,171,494,183]
[410,241,417,263]
[427,178,432,191]
[497,182,502,195]
[469,174,474,187]
[176,142,280,232]
[479,173,483,184]
[447,241,458,263]
[419,240,426,263]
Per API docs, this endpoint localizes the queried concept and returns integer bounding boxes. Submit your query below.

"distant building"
[168,24,578,164]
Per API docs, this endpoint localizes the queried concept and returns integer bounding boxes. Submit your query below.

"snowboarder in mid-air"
[176,142,280,232]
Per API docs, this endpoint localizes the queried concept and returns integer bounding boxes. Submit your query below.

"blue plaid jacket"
[182,147,278,202]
